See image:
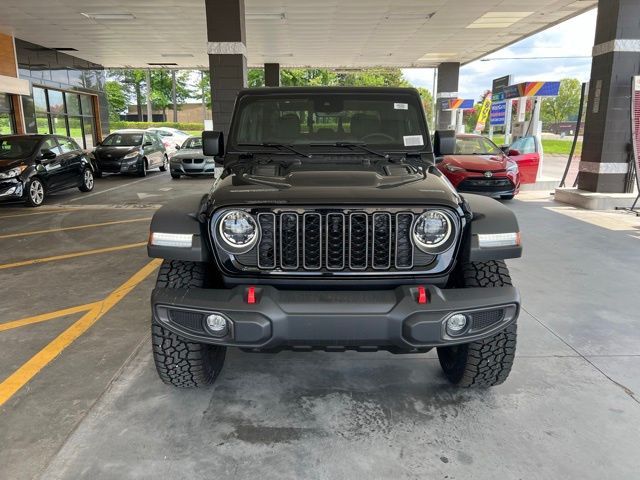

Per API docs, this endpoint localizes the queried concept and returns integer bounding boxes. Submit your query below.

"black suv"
[147,87,522,389]
[0,134,95,206]
[93,129,168,177]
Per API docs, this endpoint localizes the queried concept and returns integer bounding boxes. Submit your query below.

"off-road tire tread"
[438,260,517,387]
[152,260,226,388]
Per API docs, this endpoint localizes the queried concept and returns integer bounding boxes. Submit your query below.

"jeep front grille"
[252,210,431,272]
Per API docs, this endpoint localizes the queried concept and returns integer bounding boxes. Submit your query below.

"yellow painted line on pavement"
[0,217,151,239]
[0,302,101,332]
[0,258,162,407]
[0,242,147,270]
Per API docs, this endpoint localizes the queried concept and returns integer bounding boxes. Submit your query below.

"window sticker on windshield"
[403,135,424,147]
[394,102,408,110]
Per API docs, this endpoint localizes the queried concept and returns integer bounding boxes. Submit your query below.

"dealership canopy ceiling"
[0,0,596,68]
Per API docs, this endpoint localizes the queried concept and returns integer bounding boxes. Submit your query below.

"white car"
[146,127,190,157]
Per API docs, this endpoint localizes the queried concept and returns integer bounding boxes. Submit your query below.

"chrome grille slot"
[257,213,276,269]
[395,213,414,268]
[326,213,346,270]
[280,213,299,269]
[349,213,368,270]
[372,212,392,269]
[303,213,322,270]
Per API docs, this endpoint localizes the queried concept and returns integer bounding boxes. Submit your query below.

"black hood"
[207,162,461,211]
[0,158,30,171]
[94,146,139,160]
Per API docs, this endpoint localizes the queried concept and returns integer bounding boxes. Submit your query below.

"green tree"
[194,70,211,108]
[248,68,265,87]
[104,81,127,122]
[109,69,147,120]
[149,70,192,117]
[541,78,581,128]
[415,87,434,125]
[337,68,410,87]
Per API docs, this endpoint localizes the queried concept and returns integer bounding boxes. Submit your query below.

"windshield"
[102,133,143,147]
[182,137,202,149]
[454,136,501,155]
[0,137,39,159]
[231,93,428,151]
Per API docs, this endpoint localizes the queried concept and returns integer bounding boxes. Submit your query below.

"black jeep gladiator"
[147,87,522,388]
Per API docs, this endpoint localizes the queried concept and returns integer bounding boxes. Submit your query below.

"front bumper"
[456,175,519,198]
[152,284,520,351]
[96,159,138,173]
[0,179,24,200]
[170,160,217,175]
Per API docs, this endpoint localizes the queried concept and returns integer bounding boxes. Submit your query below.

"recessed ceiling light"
[466,11,533,29]
[81,13,136,21]
[246,12,286,20]
[147,62,178,66]
[384,12,435,20]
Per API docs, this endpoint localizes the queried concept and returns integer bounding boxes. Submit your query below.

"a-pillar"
[435,62,460,131]
[264,63,280,87]
[205,0,248,135]
[578,0,640,193]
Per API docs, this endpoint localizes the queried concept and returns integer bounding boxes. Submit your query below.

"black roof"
[238,86,420,96]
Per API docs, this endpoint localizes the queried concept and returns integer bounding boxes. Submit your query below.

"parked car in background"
[146,127,190,157]
[0,134,94,207]
[502,135,541,184]
[170,136,220,179]
[93,129,167,177]
[435,132,520,200]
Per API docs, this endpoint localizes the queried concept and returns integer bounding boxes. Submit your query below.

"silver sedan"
[170,137,221,179]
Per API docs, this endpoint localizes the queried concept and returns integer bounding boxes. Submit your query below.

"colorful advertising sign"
[503,81,561,99]
[490,75,512,126]
[475,92,492,133]
[490,101,507,126]
[448,99,474,110]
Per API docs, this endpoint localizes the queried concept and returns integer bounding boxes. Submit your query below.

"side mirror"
[144,141,153,147]
[507,149,521,157]
[202,131,224,157]
[500,145,510,153]
[95,141,101,147]
[40,149,57,160]
[433,130,456,156]
[175,144,181,150]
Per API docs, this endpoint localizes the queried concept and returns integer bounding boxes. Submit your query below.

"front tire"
[437,261,517,387]
[79,169,94,192]
[138,159,148,177]
[25,178,45,207]
[170,172,181,179]
[152,260,226,388]
[159,155,168,172]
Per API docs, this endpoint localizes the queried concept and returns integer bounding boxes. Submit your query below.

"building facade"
[0,34,108,149]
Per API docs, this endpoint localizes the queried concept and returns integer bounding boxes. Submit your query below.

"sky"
[402,8,597,101]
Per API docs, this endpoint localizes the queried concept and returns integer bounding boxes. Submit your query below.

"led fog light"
[206,313,228,335]
[446,314,468,336]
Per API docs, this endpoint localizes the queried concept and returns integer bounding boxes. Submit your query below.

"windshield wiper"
[308,142,389,159]
[237,142,311,158]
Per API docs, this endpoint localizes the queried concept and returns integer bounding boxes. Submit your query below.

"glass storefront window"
[0,94,15,134]
[80,95,93,117]
[83,120,94,149]
[33,87,48,114]
[66,93,81,116]
[68,117,84,146]
[48,90,65,115]
[36,115,49,134]
[50,115,68,135]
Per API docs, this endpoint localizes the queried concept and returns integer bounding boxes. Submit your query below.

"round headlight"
[218,210,259,252]
[413,210,452,251]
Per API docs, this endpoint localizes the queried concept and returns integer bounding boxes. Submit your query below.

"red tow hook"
[417,286,428,304]
[246,286,257,304]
